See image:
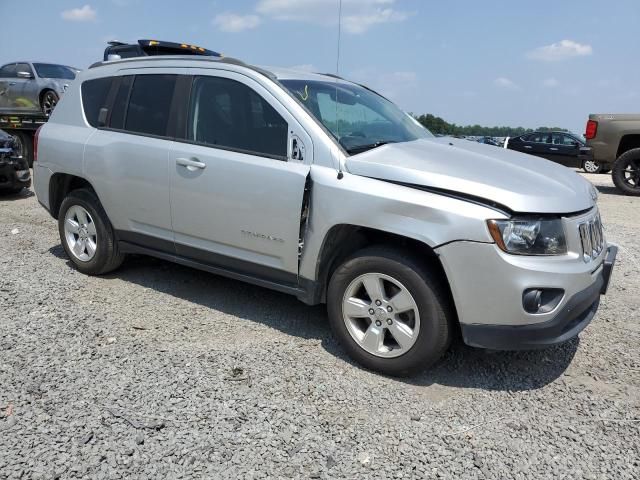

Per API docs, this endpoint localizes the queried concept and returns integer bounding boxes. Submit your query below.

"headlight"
[487,218,567,255]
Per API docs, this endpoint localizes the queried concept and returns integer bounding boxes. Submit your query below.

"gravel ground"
[1,172,638,479]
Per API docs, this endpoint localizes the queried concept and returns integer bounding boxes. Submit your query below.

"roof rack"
[103,39,222,62]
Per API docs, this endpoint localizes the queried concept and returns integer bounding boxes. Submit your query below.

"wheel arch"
[308,224,458,320]
[616,134,640,159]
[49,173,96,219]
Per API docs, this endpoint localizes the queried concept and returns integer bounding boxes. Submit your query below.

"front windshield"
[281,79,433,154]
[33,63,76,80]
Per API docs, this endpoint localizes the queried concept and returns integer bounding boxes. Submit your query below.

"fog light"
[522,288,564,314]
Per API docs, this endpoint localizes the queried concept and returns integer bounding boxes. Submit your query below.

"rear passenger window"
[188,76,288,158]
[81,77,113,127]
[108,76,133,130]
[125,75,177,137]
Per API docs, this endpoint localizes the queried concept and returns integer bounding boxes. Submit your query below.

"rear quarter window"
[81,77,113,127]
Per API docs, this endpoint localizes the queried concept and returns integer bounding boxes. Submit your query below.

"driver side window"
[188,76,288,159]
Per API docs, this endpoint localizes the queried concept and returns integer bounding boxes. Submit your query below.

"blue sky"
[1,0,639,133]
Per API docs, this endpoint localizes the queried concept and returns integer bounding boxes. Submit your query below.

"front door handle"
[549,147,559,151]
[524,145,532,149]
[176,157,206,170]
[8,82,16,86]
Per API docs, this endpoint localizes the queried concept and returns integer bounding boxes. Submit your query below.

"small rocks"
[80,431,94,445]
[357,451,372,467]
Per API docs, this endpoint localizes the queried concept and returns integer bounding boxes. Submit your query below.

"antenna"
[335,0,344,180]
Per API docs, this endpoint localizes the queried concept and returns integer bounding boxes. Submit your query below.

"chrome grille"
[579,214,604,262]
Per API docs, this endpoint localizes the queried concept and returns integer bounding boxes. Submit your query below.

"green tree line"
[413,113,568,137]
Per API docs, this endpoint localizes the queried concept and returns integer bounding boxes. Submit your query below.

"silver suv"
[33,50,617,375]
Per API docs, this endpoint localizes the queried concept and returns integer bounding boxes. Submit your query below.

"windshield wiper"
[345,140,396,154]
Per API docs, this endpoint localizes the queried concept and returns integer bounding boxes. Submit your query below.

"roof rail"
[89,54,247,70]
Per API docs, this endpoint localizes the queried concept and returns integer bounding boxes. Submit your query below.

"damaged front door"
[169,71,312,285]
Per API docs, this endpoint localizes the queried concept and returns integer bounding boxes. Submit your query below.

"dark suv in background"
[507,131,594,171]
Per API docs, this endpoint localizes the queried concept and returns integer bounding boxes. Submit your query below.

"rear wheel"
[58,189,124,275]
[582,159,602,174]
[40,90,59,116]
[327,246,453,376]
[612,148,640,196]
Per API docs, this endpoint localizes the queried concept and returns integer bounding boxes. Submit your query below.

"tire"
[12,131,34,168]
[58,189,124,275]
[582,159,602,174]
[327,246,453,376]
[0,186,23,195]
[612,148,640,196]
[601,168,611,174]
[40,89,59,116]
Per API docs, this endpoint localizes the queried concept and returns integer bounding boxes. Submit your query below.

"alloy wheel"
[341,273,420,358]
[583,160,601,174]
[64,205,97,262]
[42,91,58,116]
[622,159,640,191]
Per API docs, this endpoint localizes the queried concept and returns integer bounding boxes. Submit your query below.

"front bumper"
[0,156,31,190]
[460,245,617,350]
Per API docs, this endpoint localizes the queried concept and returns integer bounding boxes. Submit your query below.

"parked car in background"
[476,136,501,147]
[33,40,616,376]
[0,62,78,116]
[0,129,31,194]
[506,131,592,169]
[585,114,640,196]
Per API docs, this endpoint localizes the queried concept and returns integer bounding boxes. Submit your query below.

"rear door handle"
[549,147,559,151]
[524,145,532,149]
[8,82,16,86]
[176,157,206,170]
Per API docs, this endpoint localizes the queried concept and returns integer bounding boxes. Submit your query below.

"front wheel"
[612,148,640,196]
[327,247,453,376]
[40,90,59,116]
[58,189,124,275]
[582,159,602,174]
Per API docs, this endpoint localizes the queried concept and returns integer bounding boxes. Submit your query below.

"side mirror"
[17,71,33,79]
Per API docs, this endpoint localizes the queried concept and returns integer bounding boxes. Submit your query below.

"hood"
[346,138,596,214]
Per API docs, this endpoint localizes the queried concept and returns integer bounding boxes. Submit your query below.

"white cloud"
[214,13,261,32]
[61,5,97,21]
[287,64,317,72]
[494,77,520,90]
[349,68,417,102]
[256,0,409,34]
[527,40,592,62]
[342,8,409,34]
[543,77,559,88]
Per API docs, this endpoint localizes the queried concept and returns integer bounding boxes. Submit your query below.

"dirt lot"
[0,172,638,479]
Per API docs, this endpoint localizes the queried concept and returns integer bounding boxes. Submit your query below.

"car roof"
[262,66,352,84]
[88,55,355,86]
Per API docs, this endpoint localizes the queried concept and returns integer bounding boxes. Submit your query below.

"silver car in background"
[0,62,78,116]
[32,45,618,376]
